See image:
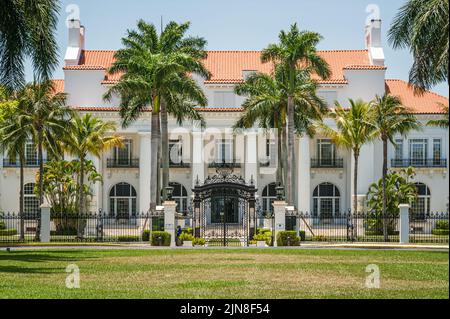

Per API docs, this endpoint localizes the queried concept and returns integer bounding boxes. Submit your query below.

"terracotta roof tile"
[51,79,64,93]
[344,65,387,70]
[385,79,449,114]
[71,106,243,113]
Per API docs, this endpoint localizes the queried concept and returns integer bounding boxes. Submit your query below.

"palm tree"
[64,114,123,215]
[321,99,376,215]
[261,23,330,204]
[388,0,449,91]
[104,20,209,210]
[370,94,420,241]
[0,0,60,90]
[427,104,449,128]
[0,95,28,239]
[234,65,327,188]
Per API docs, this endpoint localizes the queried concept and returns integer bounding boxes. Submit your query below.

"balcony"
[311,158,344,168]
[164,160,191,168]
[209,160,242,169]
[2,159,48,168]
[391,158,447,168]
[107,158,139,168]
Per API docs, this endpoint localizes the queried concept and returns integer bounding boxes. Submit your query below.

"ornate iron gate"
[192,166,256,247]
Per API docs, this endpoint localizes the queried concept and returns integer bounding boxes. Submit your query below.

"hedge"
[0,229,18,236]
[142,230,151,241]
[151,231,171,246]
[0,221,6,230]
[435,220,449,230]
[117,235,140,242]
[276,231,300,246]
[432,229,449,236]
[51,229,77,236]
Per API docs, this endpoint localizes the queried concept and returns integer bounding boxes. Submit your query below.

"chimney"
[65,19,85,66]
[365,19,385,66]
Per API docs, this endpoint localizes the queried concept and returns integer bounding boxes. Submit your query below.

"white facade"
[1,19,448,218]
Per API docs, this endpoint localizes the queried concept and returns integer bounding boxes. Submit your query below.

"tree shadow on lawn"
[0,250,99,263]
[0,265,66,274]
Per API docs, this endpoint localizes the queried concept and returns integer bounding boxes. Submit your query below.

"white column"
[192,124,204,187]
[245,130,258,187]
[273,200,286,247]
[40,204,51,243]
[399,204,410,244]
[164,200,177,247]
[297,136,311,213]
[139,132,151,213]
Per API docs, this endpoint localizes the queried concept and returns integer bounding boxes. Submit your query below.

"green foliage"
[193,238,206,246]
[0,221,5,230]
[435,220,449,230]
[179,232,194,243]
[151,231,171,246]
[254,228,273,246]
[299,230,306,241]
[0,229,17,236]
[117,235,140,242]
[432,229,449,236]
[182,228,193,235]
[142,230,151,241]
[276,231,300,246]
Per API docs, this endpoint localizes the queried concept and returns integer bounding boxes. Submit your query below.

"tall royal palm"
[261,23,330,204]
[104,20,209,209]
[370,94,420,241]
[64,114,123,215]
[0,0,60,90]
[321,99,376,215]
[389,0,449,91]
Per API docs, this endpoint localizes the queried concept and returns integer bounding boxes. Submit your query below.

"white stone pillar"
[273,200,286,247]
[399,204,410,244]
[40,204,51,243]
[192,124,204,187]
[139,132,152,213]
[297,136,311,213]
[164,201,177,247]
[245,130,258,187]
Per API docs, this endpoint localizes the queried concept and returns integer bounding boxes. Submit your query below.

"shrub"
[179,232,194,244]
[117,235,140,242]
[0,221,6,230]
[312,235,328,242]
[182,228,193,235]
[0,229,17,236]
[193,238,206,246]
[254,228,273,246]
[435,220,449,230]
[276,231,300,246]
[151,231,171,246]
[432,229,449,236]
[142,230,151,241]
[51,229,78,236]
[299,230,306,241]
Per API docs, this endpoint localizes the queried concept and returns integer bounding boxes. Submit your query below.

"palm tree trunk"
[79,156,85,214]
[160,100,169,202]
[276,125,283,185]
[353,151,359,239]
[150,111,161,211]
[19,155,25,241]
[286,95,295,205]
[35,131,44,241]
[382,138,389,242]
[282,124,288,192]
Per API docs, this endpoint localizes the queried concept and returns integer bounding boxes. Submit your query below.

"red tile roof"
[72,106,243,113]
[51,79,64,93]
[65,49,374,85]
[385,79,448,114]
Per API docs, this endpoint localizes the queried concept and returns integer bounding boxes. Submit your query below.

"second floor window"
[25,142,38,165]
[433,139,442,161]
[213,91,235,107]
[317,139,335,165]
[394,139,403,160]
[169,139,183,165]
[113,139,132,165]
[409,139,428,165]
[216,139,234,163]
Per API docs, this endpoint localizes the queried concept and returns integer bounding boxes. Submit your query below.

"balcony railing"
[208,160,242,168]
[391,158,447,168]
[311,158,344,168]
[163,160,191,168]
[107,158,139,168]
[2,159,48,168]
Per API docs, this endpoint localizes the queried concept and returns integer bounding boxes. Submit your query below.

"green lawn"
[0,248,448,299]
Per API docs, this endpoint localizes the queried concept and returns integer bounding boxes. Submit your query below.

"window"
[318,91,337,107]
[113,139,132,166]
[215,139,234,163]
[317,139,335,166]
[213,91,235,107]
[313,183,340,219]
[394,139,403,160]
[261,138,276,166]
[170,182,188,214]
[24,183,40,216]
[433,139,442,164]
[169,139,183,165]
[25,142,38,166]
[411,183,431,220]
[261,183,277,213]
[409,139,428,166]
[109,183,137,218]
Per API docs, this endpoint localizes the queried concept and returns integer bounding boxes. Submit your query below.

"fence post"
[163,201,177,247]
[272,201,287,247]
[399,204,410,244]
[40,204,51,243]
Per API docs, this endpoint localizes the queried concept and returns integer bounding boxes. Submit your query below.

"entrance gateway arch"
[192,166,257,246]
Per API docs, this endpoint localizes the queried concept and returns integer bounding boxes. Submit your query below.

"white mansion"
[0,19,448,219]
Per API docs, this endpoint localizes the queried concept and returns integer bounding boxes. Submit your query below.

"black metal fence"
[0,212,41,243]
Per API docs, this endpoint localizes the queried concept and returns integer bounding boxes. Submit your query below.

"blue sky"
[26,0,448,97]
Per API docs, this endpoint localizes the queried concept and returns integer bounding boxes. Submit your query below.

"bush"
[179,232,194,244]
[276,231,300,246]
[254,228,273,246]
[0,229,17,236]
[435,220,449,230]
[299,230,306,241]
[142,230,151,241]
[432,229,449,236]
[182,228,193,235]
[0,221,6,230]
[193,238,206,246]
[312,235,328,242]
[51,229,78,236]
[151,231,171,246]
[365,230,399,236]
[117,235,140,242]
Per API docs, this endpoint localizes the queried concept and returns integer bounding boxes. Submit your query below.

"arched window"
[313,183,340,218]
[24,183,39,216]
[261,183,277,213]
[411,183,431,219]
[170,182,188,214]
[109,183,137,218]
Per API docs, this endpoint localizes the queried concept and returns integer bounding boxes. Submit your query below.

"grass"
[0,248,448,299]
